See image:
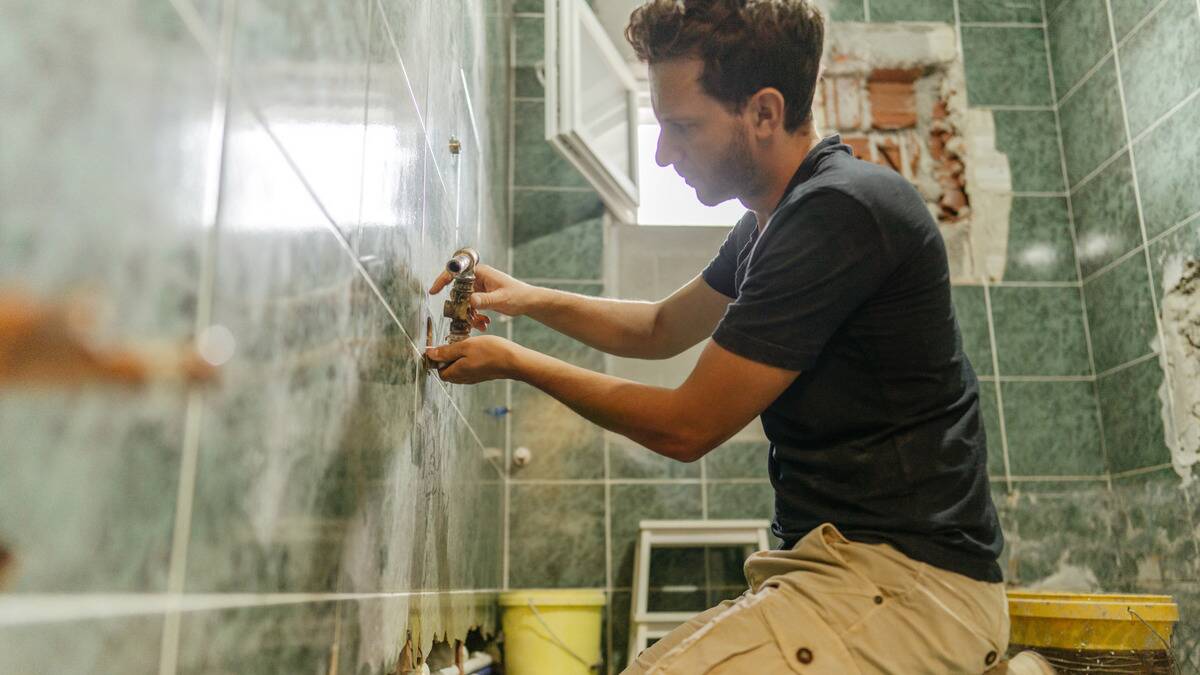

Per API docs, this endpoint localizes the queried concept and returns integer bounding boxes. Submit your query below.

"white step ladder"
[627,519,771,666]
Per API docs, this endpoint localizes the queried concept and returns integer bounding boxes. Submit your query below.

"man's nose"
[655,132,677,168]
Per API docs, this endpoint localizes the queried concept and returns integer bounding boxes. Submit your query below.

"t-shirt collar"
[772,133,847,212]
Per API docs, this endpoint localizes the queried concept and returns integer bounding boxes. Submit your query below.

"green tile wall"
[0,0,512,670]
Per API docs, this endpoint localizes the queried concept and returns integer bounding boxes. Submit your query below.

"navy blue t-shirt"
[703,135,1004,583]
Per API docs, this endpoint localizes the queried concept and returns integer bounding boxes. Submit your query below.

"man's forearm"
[523,286,670,359]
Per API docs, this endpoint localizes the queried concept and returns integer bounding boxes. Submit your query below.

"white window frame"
[544,0,640,224]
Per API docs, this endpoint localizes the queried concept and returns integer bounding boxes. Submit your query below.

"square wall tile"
[978,384,1006,477]
[1071,152,1142,276]
[1002,381,1104,476]
[1005,197,1077,282]
[952,285,994,376]
[1005,486,1121,587]
[1118,0,1200,137]
[705,440,767,479]
[1099,357,1171,473]
[990,286,1091,376]
[611,439,701,479]
[510,384,604,479]
[1048,0,1112,96]
[1135,91,1200,239]
[514,66,544,98]
[514,0,544,11]
[868,0,955,22]
[611,483,703,586]
[1059,57,1127,188]
[958,0,1043,23]
[512,188,605,279]
[825,0,866,21]
[1083,252,1159,372]
[962,27,1053,106]
[514,99,589,188]
[514,16,542,67]
[992,111,1066,193]
[1111,470,1199,583]
[0,617,161,674]
[707,481,775,521]
[509,483,607,587]
[1110,0,1160,40]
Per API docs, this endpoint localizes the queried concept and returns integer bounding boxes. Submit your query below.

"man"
[426,0,1008,671]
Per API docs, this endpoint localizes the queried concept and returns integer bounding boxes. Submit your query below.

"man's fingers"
[428,270,453,294]
[425,340,467,364]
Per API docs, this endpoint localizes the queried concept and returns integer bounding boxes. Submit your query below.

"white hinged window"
[544,0,640,223]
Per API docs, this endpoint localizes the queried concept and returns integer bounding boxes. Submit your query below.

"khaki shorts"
[623,523,1009,675]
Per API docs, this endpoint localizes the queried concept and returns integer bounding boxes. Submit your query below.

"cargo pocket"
[758,581,863,675]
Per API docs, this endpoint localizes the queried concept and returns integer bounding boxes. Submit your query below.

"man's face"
[649,58,761,207]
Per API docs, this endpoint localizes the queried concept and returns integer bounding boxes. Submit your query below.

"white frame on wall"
[544,0,640,223]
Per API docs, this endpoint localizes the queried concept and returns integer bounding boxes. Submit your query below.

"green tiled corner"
[1134,91,1200,239]
[962,27,1053,106]
[1083,252,1159,372]
[610,440,701,479]
[978,383,1006,477]
[992,111,1066,193]
[826,0,866,21]
[1071,152,1141,276]
[1048,0,1112,97]
[1001,381,1104,476]
[1110,0,1160,40]
[705,439,767,479]
[1118,0,1200,137]
[514,99,589,188]
[611,483,702,586]
[512,189,605,279]
[514,16,543,68]
[1098,357,1170,473]
[990,286,1091,376]
[958,0,1043,22]
[1059,57,1127,188]
[509,483,606,587]
[868,0,954,22]
[510,383,604,479]
[1005,197,1077,282]
[952,285,994,376]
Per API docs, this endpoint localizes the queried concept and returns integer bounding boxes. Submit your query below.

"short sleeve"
[702,212,755,298]
[712,190,895,371]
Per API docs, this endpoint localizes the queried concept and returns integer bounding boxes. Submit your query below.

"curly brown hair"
[625,0,824,132]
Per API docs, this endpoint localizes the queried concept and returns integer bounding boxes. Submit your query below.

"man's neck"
[745,128,821,231]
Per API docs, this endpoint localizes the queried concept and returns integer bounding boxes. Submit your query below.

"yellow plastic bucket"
[1007,590,1179,651]
[500,589,605,675]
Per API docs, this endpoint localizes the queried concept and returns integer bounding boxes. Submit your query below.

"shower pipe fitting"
[425,247,480,370]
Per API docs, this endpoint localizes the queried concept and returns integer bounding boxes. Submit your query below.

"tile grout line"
[158,0,238,672]
[1095,350,1161,380]
[1041,0,1112,489]
[503,10,519,593]
[862,0,870,22]
[1103,0,1183,479]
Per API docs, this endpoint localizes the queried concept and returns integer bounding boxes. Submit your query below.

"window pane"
[636,124,747,226]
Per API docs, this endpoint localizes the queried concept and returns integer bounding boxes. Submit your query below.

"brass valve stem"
[443,247,479,344]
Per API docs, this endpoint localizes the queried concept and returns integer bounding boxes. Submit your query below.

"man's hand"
[428,264,537,332]
[425,335,524,384]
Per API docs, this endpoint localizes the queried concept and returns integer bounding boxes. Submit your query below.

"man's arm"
[426,335,797,461]
[430,266,729,360]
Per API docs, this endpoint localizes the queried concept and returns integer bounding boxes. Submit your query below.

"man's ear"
[747,87,786,138]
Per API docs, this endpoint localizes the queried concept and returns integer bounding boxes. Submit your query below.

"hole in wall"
[1158,258,1200,483]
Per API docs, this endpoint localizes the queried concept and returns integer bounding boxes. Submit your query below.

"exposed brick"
[832,77,865,130]
[842,135,871,160]
[874,139,902,172]
[868,80,917,130]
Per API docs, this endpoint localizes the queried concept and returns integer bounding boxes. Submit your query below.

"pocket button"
[796,647,814,665]
[984,650,997,666]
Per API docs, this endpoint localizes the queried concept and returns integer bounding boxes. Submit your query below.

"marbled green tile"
[514,0,544,11]
[177,602,342,674]
[512,188,605,279]
[611,440,701,479]
[1004,486,1121,588]
[707,482,775,521]
[1071,152,1142,276]
[1059,57,1128,188]
[0,618,161,674]
[952,285,995,376]
[1001,381,1104,476]
[510,383,604,479]
[1118,0,1200,137]
[1110,0,1161,40]
[868,0,955,22]
[825,0,866,21]
[962,27,1053,106]
[611,483,703,586]
[515,66,544,98]
[610,590,632,673]
[1005,197,1077,281]
[1148,215,1200,292]
[1134,91,1200,238]
[514,99,590,188]
[978,383,1006,477]
[992,110,1066,193]
[1044,0,1069,15]
[509,483,606,587]
[958,0,1043,23]
[1048,0,1112,96]
[990,286,1091,376]
[511,283,604,366]
[1099,357,1171,473]
[1111,469,1200,584]
[514,15,542,67]
[705,440,767,479]
[1084,252,1158,371]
